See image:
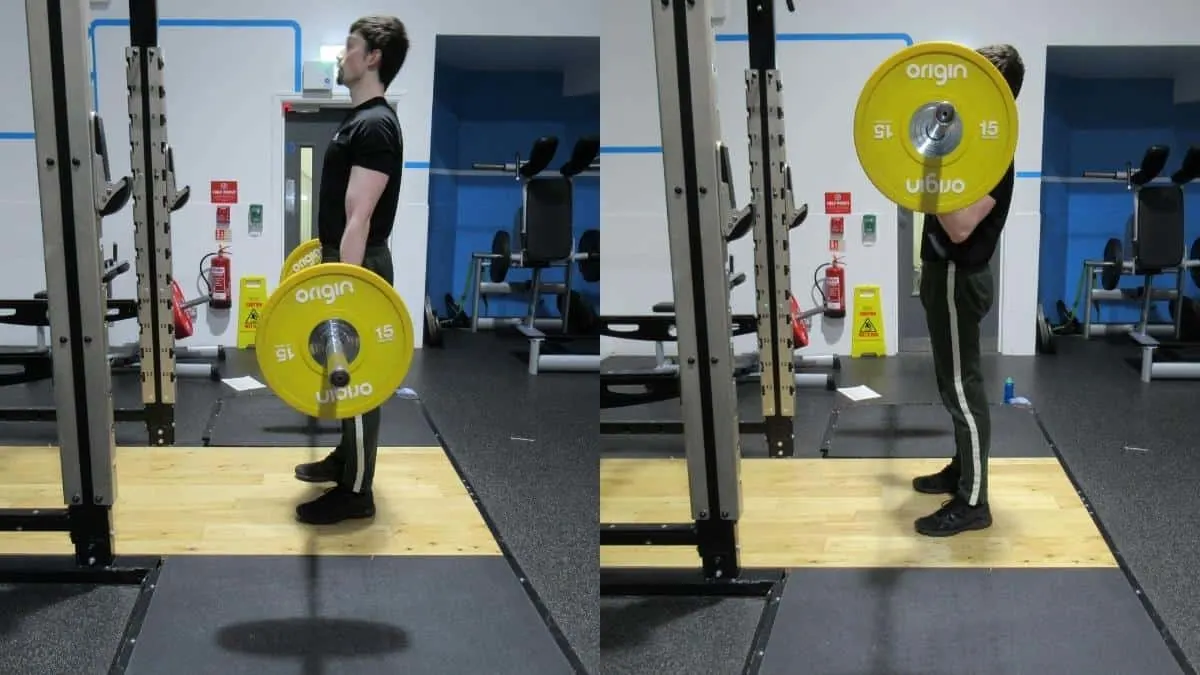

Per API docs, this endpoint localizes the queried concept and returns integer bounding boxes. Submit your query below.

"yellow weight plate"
[853,41,1019,214]
[255,263,415,419]
[280,238,323,282]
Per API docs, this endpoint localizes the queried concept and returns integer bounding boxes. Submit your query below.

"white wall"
[0,0,596,348]
[600,0,1200,357]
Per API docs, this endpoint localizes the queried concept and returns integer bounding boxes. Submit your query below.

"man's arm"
[341,120,401,265]
[936,196,996,244]
[342,166,390,265]
[935,163,1014,244]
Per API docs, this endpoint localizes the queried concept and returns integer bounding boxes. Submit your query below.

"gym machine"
[470,227,600,334]
[0,12,202,437]
[599,0,796,597]
[599,0,809,450]
[470,136,602,374]
[0,0,170,580]
[1081,144,1200,381]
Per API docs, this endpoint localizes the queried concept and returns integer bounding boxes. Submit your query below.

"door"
[282,108,346,257]
[896,207,1000,353]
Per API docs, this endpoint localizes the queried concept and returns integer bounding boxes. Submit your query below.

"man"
[910,44,1024,537]
[292,16,409,525]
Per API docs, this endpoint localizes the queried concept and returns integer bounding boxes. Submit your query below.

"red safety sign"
[824,191,852,215]
[210,181,238,204]
[216,205,231,225]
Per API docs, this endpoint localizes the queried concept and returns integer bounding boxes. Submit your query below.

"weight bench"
[647,269,837,390]
[1084,144,1200,382]
[24,252,218,381]
[475,136,602,374]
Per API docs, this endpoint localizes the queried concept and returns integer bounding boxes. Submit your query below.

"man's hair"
[350,16,409,87]
[976,44,1024,99]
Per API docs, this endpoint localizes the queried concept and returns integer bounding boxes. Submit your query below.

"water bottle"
[1003,377,1014,404]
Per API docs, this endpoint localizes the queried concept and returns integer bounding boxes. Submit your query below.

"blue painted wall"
[1040,76,1200,326]
[426,65,600,322]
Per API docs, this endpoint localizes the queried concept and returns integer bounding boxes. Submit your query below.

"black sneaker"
[296,486,375,525]
[914,496,991,537]
[912,464,959,495]
[294,453,343,484]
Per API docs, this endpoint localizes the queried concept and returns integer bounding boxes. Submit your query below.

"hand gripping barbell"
[853,42,1020,214]
[259,244,415,420]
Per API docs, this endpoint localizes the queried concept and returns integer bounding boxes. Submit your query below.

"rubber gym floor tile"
[0,582,140,675]
[123,555,573,675]
[821,401,1053,458]
[600,596,765,675]
[758,568,1186,675]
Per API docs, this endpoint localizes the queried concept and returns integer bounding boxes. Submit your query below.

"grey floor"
[0,582,141,675]
[601,336,1200,675]
[0,329,597,674]
[124,556,572,675]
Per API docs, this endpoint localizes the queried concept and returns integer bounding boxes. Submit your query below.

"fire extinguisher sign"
[210,180,238,204]
[824,191,851,215]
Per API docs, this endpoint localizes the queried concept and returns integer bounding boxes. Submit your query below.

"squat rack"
[0,0,171,582]
[599,0,798,596]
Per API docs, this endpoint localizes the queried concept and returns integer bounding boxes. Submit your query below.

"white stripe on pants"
[945,262,984,506]
[351,415,365,493]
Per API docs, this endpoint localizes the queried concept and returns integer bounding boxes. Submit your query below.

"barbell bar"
[488,228,600,283]
[853,41,1020,214]
[1094,236,1200,291]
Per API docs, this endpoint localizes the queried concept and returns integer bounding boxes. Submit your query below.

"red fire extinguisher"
[824,256,846,319]
[209,247,232,310]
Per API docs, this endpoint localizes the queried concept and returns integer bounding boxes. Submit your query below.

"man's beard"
[336,67,344,86]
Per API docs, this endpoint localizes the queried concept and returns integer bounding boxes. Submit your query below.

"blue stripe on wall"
[600,145,663,154]
[715,31,914,45]
[602,31,1036,177]
[88,18,303,111]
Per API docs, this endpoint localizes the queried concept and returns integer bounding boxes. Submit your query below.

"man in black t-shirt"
[910,44,1024,537]
[292,16,408,526]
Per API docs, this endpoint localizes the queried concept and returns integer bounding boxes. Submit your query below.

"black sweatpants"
[321,244,394,495]
[919,259,994,507]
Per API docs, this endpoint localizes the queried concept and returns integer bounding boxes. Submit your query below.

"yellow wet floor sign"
[850,284,886,358]
[237,276,268,348]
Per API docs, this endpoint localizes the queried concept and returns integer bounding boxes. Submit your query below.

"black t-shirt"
[317,97,404,247]
[920,163,1015,269]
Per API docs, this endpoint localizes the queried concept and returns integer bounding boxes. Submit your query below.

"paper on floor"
[837,384,880,402]
[222,376,266,392]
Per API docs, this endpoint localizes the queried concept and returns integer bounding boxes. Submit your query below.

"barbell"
[853,41,1020,214]
[256,241,415,420]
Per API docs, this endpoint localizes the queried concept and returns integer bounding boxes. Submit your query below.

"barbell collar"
[911,102,963,159]
[934,102,955,125]
[324,319,351,388]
